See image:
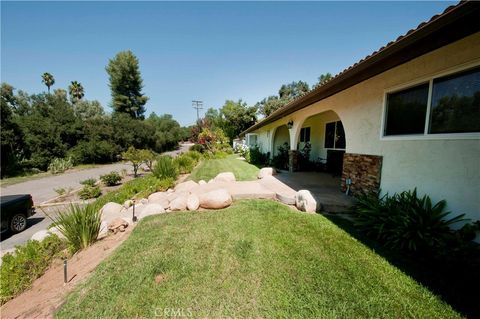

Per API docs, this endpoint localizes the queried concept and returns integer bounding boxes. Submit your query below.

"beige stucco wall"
[252,32,480,221]
[298,111,341,160]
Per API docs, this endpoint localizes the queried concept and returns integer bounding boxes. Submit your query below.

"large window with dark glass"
[429,67,480,134]
[384,83,429,136]
[324,121,345,149]
[300,127,311,143]
[383,66,480,137]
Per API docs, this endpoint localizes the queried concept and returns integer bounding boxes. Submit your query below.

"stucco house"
[242,2,480,221]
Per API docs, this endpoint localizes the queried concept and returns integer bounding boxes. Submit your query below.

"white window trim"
[380,59,480,141]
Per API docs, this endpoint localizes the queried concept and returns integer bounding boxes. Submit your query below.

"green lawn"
[189,154,259,182]
[57,200,459,318]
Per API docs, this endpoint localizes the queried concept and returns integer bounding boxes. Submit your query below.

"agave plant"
[48,204,102,252]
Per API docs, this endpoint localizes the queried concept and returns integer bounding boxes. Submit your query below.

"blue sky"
[1,1,455,126]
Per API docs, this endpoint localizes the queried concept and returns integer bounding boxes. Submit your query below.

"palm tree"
[41,72,55,93]
[68,81,85,104]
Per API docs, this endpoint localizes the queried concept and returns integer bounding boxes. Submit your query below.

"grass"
[0,164,99,187]
[57,200,460,318]
[189,154,259,182]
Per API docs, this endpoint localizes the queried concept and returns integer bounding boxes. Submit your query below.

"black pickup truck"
[0,194,35,233]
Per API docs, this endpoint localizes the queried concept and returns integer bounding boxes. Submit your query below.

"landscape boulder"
[257,167,277,179]
[199,189,232,209]
[167,191,188,203]
[98,221,109,238]
[175,180,199,193]
[31,230,51,242]
[138,203,165,220]
[295,190,317,213]
[140,198,148,205]
[123,199,134,209]
[187,194,200,211]
[108,218,129,234]
[48,226,66,239]
[169,195,188,211]
[101,202,124,216]
[213,172,236,183]
[198,180,207,185]
[148,192,169,208]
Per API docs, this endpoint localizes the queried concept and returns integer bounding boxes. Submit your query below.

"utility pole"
[192,100,203,122]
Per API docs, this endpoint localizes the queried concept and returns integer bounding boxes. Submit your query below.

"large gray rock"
[295,190,317,213]
[101,202,124,216]
[48,226,66,240]
[257,167,277,179]
[213,172,236,183]
[187,194,200,211]
[31,230,51,242]
[169,195,188,211]
[138,203,165,220]
[175,180,199,193]
[148,192,169,208]
[199,189,232,209]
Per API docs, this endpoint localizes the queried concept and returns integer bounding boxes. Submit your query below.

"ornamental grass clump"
[174,154,195,174]
[50,204,102,252]
[153,155,178,180]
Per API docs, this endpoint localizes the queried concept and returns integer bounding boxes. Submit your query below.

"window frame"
[380,60,480,141]
[300,127,311,143]
[324,121,346,150]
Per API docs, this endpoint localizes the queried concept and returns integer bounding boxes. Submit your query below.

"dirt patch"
[0,225,135,319]
[154,274,167,284]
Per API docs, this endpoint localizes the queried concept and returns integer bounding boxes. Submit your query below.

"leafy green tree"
[41,72,55,93]
[219,100,257,143]
[0,83,24,177]
[279,81,309,100]
[68,81,85,104]
[122,146,147,177]
[255,95,288,117]
[146,113,183,152]
[106,50,148,119]
[316,73,333,87]
[74,100,105,120]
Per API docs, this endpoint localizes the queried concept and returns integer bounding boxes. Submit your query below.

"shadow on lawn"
[323,214,480,319]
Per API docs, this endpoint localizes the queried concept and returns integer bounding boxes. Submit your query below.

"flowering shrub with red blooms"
[197,128,228,152]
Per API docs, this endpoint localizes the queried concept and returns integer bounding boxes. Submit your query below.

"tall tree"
[316,73,333,87]
[219,99,257,143]
[68,81,85,104]
[41,72,55,93]
[106,50,148,119]
[279,81,310,100]
[255,95,288,117]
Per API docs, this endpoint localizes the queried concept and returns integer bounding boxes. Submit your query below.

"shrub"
[50,204,102,252]
[122,146,146,178]
[80,178,97,187]
[183,151,203,164]
[271,143,289,169]
[189,144,205,153]
[79,185,102,200]
[140,149,156,171]
[249,145,269,166]
[0,235,67,305]
[174,154,195,174]
[351,189,466,252]
[100,171,122,186]
[54,187,66,196]
[234,143,249,157]
[217,143,233,154]
[153,156,178,180]
[48,157,74,174]
[68,140,118,165]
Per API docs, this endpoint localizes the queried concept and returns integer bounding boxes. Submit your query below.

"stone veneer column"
[288,150,299,172]
[341,153,383,196]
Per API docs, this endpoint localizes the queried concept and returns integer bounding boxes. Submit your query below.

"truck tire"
[10,214,27,233]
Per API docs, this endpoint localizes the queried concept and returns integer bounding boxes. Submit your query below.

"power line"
[192,100,203,122]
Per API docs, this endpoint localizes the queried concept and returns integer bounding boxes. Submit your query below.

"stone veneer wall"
[341,153,383,195]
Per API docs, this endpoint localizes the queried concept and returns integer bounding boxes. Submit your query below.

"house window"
[384,83,429,136]
[429,67,480,134]
[383,65,480,137]
[324,121,345,149]
[300,127,311,143]
[248,134,257,146]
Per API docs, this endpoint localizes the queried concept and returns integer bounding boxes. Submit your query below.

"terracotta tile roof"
[242,1,479,135]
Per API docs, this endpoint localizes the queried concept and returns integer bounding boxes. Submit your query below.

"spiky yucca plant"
[50,204,102,252]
